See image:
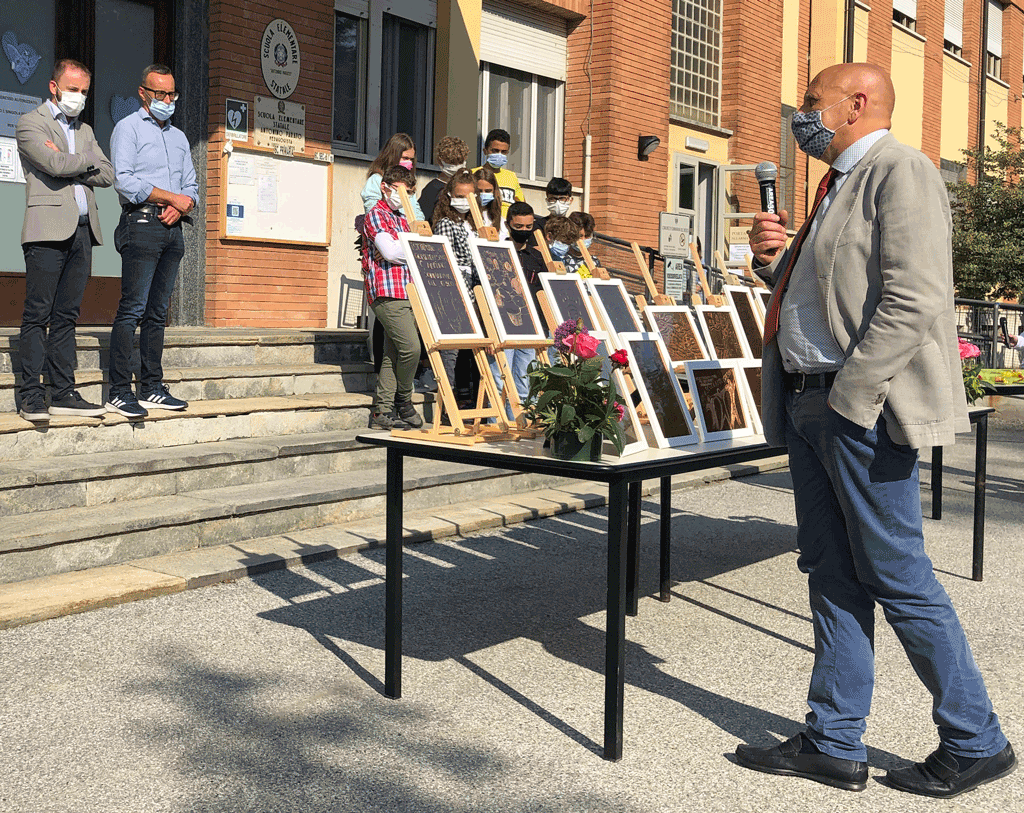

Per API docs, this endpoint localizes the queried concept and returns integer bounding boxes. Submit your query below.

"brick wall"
[1005,5,1024,133]
[205,0,332,327]
[920,0,945,165]
[867,0,894,71]
[964,0,982,175]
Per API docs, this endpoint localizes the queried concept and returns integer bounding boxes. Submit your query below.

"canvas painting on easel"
[694,304,751,360]
[754,287,771,317]
[401,234,484,342]
[642,306,708,369]
[724,285,763,359]
[469,238,546,343]
[619,333,699,448]
[603,367,648,458]
[539,273,602,334]
[586,279,643,337]
[737,359,764,435]
[683,359,756,442]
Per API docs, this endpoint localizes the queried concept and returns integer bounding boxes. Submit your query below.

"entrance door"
[717,164,759,272]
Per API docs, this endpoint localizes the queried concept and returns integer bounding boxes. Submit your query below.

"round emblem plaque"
[260,18,301,99]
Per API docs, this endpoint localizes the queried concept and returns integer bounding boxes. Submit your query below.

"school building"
[0,0,1020,328]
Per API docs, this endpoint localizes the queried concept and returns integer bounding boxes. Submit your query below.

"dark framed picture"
[642,305,708,369]
[539,273,601,334]
[602,367,649,458]
[470,238,546,343]
[694,304,751,360]
[401,234,483,341]
[586,279,643,338]
[619,333,699,448]
[683,359,756,442]
[754,288,771,317]
[724,285,763,359]
[737,359,763,435]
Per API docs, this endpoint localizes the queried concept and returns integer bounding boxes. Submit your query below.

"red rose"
[610,349,629,367]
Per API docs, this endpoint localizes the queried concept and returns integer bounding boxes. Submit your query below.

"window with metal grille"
[670,0,722,128]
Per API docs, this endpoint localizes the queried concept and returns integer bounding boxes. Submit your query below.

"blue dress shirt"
[45,100,89,217]
[110,107,199,206]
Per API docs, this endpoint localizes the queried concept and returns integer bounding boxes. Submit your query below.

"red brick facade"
[920,0,945,164]
[205,0,332,327]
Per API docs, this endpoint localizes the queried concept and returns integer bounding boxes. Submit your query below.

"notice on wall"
[663,256,687,300]
[226,200,246,235]
[256,156,278,213]
[253,95,305,154]
[0,89,40,138]
[227,153,255,185]
[0,136,25,183]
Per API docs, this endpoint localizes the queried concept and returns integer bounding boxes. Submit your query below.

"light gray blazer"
[15,103,114,245]
[760,133,970,450]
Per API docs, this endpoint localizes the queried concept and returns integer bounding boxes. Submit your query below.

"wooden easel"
[630,242,674,306]
[689,241,726,307]
[394,185,431,236]
[467,195,499,241]
[713,250,743,286]
[534,229,566,274]
[577,239,610,279]
[743,252,769,288]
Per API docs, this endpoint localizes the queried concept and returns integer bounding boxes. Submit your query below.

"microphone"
[755,161,778,214]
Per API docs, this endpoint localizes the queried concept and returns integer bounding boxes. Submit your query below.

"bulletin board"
[219,146,331,246]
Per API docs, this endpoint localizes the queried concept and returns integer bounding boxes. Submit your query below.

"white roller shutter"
[988,0,1002,57]
[480,0,568,81]
[893,0,917,19]
[944,0,963,48]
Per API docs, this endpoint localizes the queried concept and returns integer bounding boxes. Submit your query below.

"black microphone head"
[755,161,778,183]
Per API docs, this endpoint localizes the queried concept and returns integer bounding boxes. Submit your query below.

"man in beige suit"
[735,64,1015,798]
[15,58,113,422]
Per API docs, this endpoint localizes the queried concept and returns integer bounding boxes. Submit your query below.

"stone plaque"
[253,95,305,154]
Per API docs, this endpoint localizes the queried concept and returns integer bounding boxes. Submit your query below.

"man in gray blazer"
[15,58,113,422]
[735,63,1015,797]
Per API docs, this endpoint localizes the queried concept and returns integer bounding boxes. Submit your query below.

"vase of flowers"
[523,319,629,461]
[959,337,985,404]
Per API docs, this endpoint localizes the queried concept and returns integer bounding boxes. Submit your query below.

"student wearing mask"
[361,132,424,221]
[473,165,508,240]
[565,211,597,277]
[431,170,482,395]
[532,176,574,235]
[472,128,524,219]
[419,136,469,223]
[542,215,580,272]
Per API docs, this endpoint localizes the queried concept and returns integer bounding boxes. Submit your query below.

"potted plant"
[522,319,629,461]
[959,337,985,404]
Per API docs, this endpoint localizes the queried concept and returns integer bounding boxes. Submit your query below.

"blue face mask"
[790,95,851,160]
[149,99,176,120]
[485,153,507,169]
[583,237,593,249]
[479,191,495,206]
[550,240,569,259]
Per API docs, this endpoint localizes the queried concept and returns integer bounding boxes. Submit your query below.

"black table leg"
[973,413,988,582]
[626,481,641,617]
[659,476,671,602]
[604,478,628,761]
[385,447,404,699]
[932,446,943,520]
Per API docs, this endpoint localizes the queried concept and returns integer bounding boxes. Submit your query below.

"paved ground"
[1,420,1022,813]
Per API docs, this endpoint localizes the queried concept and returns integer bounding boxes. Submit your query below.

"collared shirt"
[46,100,88,217]
[778,129,889,373]
[363,199,411,302]
[110,107,199,206]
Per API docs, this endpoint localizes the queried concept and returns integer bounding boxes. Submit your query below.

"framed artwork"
[754,288,772,317]
[694,304,752,361]
[586,279,644,338]
[469,238,546,343]
[619,333,699,448]
[603,367,649,458]
[401,234,484,341]
[724,285,763,359]
[642,306,708,369]
[539,272,602,334]
[736,359,763,435]
[683,360,756,442]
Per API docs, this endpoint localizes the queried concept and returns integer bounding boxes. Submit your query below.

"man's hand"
[159,206,182,226]
[44,139,59,152]
[1005,334,1018,348]
[168,193,194,214]
[749,210,790,265]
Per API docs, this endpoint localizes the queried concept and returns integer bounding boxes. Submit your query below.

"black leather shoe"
[735,732,868,791]
[886,742,1016,798]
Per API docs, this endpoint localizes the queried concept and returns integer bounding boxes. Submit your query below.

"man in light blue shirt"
[106,63,198,419]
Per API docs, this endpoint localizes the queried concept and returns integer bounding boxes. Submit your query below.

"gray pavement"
[1,422,1023,812]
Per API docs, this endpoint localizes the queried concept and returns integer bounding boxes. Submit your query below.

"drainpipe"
[978,0,990,167]
[844,0,856,63]
[582,133,592,212]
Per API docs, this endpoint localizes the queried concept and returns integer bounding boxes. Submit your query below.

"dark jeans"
[18,222,92,404]
[108,212,184,397]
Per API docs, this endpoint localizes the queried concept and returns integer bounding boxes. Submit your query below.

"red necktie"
[762,168,840,344]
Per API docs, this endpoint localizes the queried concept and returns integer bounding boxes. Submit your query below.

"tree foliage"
[948,125,1024,301]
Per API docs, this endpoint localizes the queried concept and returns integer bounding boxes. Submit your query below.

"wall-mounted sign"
[659,212,692,258]
[260,18,300,99]
[0,88,39,138]
[225,98,248,141]
[253,95,305,154]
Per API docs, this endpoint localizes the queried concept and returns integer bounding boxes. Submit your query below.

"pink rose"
[958,338,981,360]
[573,332,601,359]
[614,402,625,421]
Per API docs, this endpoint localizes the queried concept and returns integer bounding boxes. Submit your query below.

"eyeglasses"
[546,195,572,204]
[142,87,180,102]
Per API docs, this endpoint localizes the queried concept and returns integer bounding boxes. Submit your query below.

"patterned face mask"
[790,95,852,159]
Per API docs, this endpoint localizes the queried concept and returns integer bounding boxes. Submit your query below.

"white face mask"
[55,90,86,118]
[450,196,471,214]
[440,160,465,175]
[384,187,403,211]
[547,200,571,217]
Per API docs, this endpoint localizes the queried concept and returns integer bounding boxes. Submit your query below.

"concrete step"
[0,458,576,584]
[0,393,387,460]
[0,429,384,516]
[0,326,371,374]
[0,361,375,411]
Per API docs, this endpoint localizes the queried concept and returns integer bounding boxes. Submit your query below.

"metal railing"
[955,298,1024,369]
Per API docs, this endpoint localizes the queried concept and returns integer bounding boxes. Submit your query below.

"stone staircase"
[0,328,573,585]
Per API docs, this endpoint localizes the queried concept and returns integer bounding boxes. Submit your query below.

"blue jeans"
[108,213,185,397]
[785,385,1006,762]
[489,348,534,420]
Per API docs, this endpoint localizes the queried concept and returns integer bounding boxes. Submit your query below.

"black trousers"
[18,222,92,405]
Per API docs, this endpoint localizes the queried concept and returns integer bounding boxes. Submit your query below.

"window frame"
[670,0,723,129]
[478,61,564,183]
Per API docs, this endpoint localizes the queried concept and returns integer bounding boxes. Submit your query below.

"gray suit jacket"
[16,103,114,245]
[760,133,970,450]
